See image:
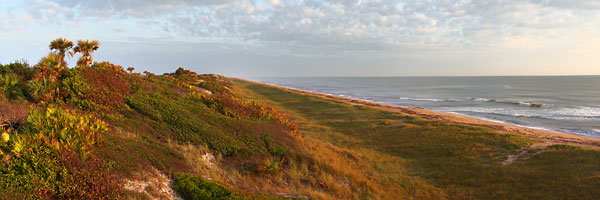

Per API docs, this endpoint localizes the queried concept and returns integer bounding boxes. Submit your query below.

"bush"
[0,61,35,81]
[172,67,198,82]
[547,144,581,150]
[22,107,108,157]
[57,149,122,199]
[172,173,238,200]
[26,77,58,103]
[61,63,133,112]
[0,146,122,199]
[197,74,231,94]
[262,157,285,175]
[1,73,26,100]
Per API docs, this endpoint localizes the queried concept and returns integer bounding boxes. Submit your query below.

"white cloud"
[270,0,281,6]
[20,14,34,22]
[300,18,312,25]
[8,0,600,58]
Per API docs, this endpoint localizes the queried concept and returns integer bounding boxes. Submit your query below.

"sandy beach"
[239,78,600,148]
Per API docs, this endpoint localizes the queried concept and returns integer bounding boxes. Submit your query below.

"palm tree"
[73,40,99,67]
[49,38,74,69]
[36,53,61,81]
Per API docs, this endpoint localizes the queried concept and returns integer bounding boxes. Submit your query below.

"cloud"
[270,0,282,6]
[12,0,600,58]
[531,0,600,10]
[20,14,34,23]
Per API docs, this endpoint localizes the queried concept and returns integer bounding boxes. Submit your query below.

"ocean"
[249,76,600,138]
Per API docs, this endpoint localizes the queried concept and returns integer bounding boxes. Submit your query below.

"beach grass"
[233,79,600,199]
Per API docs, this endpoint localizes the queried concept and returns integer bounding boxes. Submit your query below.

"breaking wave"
[470,97,546,108]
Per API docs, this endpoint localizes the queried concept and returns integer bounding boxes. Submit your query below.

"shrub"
[34,53,63,80]
[0,146,63,197]
[547,144,581,150]
[1,73,26,100]
[172,67,198,82]
[57,149,122,199]
[0,61,35,81]
[197,74,231,94]
[0,106,119,199]
[22,107,108,157]
[172,173,237,200]
[261,133,287,157]
[262,157,286,175]
[0,146,122,199]
[61,63,133,112]
[125,91,250,157]
[26,77,58,103]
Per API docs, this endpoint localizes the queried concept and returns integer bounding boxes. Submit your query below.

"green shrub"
[0,146,122,199]
[197,74,231,94]
[22,107,108,157]
[26,77,58,103]
[172,173,238,200]
[61,63,133,112]
[261,134,286,157]
[547,144,581,150]
[1,73,26,100]
[125,91,250,157]
[0,61,35,81]
[172,67,198,83]
[262,157,285,175]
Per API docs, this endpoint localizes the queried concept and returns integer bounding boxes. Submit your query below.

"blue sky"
[1,0,599,77]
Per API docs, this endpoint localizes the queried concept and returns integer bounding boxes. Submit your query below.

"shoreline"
[236,78,600,148]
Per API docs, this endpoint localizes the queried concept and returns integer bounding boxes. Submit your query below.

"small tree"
[74,40,99,67]
[35,53,62,81]
[127,67,135,73]
[49,38,74,69]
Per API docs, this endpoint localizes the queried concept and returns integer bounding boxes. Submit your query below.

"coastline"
[236,78,600,148]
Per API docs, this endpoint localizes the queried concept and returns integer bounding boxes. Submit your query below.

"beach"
[239,78,600,148]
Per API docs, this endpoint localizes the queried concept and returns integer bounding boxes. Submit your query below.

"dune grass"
[233,79,600,200]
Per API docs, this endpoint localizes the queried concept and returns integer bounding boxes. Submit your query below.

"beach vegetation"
[74,39,99,67]
[49,38,74,69]
[172,173,238,200]
[235,79,600,199]
[2,38,600,199]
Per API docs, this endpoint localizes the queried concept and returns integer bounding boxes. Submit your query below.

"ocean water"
[250,76,600,138]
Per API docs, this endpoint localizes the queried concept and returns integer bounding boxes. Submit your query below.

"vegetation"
[1,38,599,199]
[73,39,100,66]
[172,174,237,200]
[235,79,600,199]
[49,38,74,69]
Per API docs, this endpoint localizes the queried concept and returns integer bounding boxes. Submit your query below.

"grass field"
[234,79,600,200]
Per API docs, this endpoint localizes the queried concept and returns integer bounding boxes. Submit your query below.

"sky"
[1,0,599,77]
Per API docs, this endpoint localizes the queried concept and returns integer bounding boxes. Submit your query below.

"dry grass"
[0,100,29,129]
[232,78,600,200]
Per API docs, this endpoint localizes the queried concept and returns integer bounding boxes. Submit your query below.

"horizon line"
[241,74,600,78]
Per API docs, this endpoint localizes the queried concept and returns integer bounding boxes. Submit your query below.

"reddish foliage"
[213,93,300,134]
[56,149,122,199]
[80,63,134,108]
